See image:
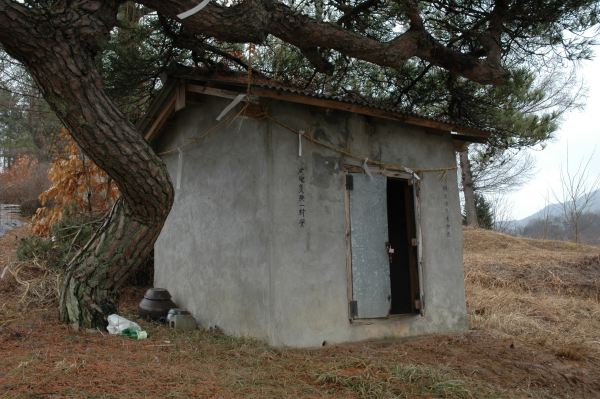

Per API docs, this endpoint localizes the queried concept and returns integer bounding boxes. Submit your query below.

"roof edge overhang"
[137,76,492,146]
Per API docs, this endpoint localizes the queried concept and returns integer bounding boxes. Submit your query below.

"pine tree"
[474,193,494,230]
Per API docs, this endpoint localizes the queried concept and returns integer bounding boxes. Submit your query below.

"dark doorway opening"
[387,178,419,314]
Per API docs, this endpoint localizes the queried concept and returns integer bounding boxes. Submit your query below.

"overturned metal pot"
[138,288,177,322]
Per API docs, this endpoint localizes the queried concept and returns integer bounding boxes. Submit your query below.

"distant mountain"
[512,188,600,228]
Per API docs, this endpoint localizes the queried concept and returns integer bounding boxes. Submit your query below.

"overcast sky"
[508,52,600,220]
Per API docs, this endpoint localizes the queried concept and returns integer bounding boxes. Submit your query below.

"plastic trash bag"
[106,314,141,335]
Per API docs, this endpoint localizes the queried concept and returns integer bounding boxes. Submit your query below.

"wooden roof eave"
[138,78,492,145]
[137,80,177,142]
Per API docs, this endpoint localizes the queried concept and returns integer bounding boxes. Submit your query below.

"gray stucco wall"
[154,94,467,347]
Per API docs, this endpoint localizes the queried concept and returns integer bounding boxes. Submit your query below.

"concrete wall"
[154,97,272,340]
[154,94,467,347]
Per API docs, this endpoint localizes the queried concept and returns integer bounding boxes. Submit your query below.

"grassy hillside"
[464,227,600,354]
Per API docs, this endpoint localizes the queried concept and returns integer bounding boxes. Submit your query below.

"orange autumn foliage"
[32,128,119,236]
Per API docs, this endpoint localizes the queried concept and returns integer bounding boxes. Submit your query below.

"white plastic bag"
[106,314,141,335]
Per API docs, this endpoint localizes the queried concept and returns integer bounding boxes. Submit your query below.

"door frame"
[343,164,424,321]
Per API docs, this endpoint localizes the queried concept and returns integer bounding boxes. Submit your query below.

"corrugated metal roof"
[179,75,494,136]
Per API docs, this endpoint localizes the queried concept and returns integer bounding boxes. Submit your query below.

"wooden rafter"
[145,95,176,142]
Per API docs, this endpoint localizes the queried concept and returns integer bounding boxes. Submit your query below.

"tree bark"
[61,198,165,328]
[139,0,510,85]
[459,148,477,227]
[0,1,174,329]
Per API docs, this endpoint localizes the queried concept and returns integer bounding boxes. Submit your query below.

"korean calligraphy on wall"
[298,167,306,227]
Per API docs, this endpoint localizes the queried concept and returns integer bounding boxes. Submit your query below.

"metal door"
[348,173,391,318]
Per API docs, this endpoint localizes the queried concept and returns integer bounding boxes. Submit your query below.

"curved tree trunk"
[0,1,174,329]
[61,199,165,328]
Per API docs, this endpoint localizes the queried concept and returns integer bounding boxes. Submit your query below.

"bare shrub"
[19,198,42,217]
[0,155,50,205]
[551,148,600,243]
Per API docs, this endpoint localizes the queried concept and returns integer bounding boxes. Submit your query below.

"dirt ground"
[2,225,600,398]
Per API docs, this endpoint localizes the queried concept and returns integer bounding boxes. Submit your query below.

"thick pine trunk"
[459,148,477,227]
[60,199,164,328]
[0,1,174,329]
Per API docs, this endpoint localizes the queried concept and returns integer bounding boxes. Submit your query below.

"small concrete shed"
[138,75,491,348]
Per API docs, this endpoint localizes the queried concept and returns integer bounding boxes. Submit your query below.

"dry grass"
[0,221,27,271]
[464,226,599,269]
[5,260,61,308]
[1,219,60,313]
[0,309,536,399]
[464,227,600,353]
[3,224,600,398]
